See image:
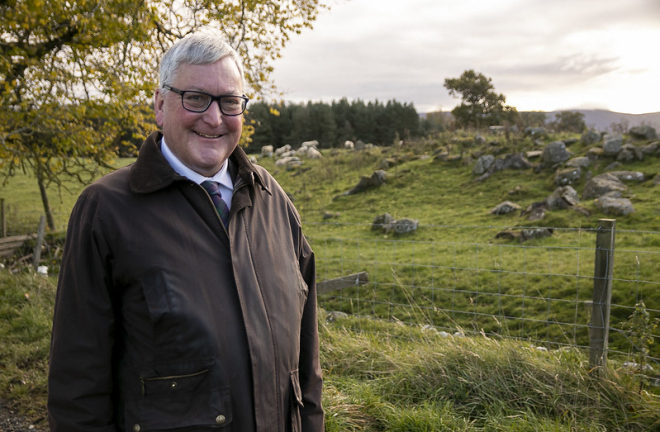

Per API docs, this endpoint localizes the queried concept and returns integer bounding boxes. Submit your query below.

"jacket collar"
[129,131,270,195]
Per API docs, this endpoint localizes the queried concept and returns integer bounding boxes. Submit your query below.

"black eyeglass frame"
[163,85,249,116]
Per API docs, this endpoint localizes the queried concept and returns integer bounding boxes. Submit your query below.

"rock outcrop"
[582,173,628,200]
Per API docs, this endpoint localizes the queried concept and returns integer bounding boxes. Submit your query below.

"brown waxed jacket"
[48,131,324,432]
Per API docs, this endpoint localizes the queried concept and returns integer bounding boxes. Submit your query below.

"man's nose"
[202,99,224,125]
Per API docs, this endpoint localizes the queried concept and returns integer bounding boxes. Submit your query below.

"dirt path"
[0,401,47,432]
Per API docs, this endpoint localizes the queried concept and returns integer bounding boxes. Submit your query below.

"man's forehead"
[173,61,243,92]
[175,59,241,75]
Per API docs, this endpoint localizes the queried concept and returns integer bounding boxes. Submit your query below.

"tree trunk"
[36,169,55,231]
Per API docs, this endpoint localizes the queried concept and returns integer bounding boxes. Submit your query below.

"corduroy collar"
[129,131,268,195]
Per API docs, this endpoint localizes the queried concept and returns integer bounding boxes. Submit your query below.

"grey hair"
[159,32,244,91]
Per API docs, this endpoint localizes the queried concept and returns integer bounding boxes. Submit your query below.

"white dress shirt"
[160,138,234,210]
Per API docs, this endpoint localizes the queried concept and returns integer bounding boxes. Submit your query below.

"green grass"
[320,312,660,431]
[2,274,659,430]
[2,135,659,352]
[1,131,660,428]
[0,158,134,234]
[261,132,660,235]
[255,132,660,359]
[0,273,56,420]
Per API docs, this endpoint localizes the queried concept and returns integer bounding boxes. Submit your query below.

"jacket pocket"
[290,369,304,432]
[295,271,310,319]
[126,359,232,431]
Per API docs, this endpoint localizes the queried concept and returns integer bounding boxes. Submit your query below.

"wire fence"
[4,202,659,368]
[308,221,660,368]
[0,199,70,236]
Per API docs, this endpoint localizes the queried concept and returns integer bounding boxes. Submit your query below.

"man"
[48,32,324,432]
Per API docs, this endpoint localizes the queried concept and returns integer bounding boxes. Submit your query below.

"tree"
[552,111,586,133]
[332,98,354,144]
[287,103,312,145]
[349,99,376,143]
[519,111,548,129]
[610,119,629,135]
[421,111,448,135]
[379,100,419,143]
[308,102,336,148]
[246,98,420,149]
[245,102,276,152]
[1,0,327,230]
[444,70,516,130]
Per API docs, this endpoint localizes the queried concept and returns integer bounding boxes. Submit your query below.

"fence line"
[0,200,69,236]
[305,220,660,236]
[307,220,660,367]
[3,202,658,367]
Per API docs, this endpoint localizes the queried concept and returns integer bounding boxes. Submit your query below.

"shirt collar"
[161,137,234,191]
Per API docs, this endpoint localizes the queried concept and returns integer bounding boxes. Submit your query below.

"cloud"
[271,0,660,113]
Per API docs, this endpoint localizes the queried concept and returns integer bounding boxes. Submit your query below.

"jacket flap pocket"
[290,369,304,407]
[141,367,210,398]
[139,358,215,398]
[128,359,231,431]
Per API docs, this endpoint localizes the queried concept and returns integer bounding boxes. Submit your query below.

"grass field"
[253,132,660,360]
[0,158,134,234]
[1,130,660,429]
[1,273,660,431]
[2,131,659,353]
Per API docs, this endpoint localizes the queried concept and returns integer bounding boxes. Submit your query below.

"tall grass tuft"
[1,274,660,430]
[0,273,55,419]
[320,312,660,431]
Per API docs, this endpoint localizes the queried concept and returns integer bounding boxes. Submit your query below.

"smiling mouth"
[195,131,222,139]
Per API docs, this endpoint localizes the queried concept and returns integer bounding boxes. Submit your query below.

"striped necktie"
[201,181,229,226]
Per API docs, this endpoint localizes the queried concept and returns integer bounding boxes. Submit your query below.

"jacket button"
[215,415,226,425]
[133,425,140,432]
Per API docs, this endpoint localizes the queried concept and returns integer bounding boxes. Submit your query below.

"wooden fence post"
[0,198,5,238]
[317,272,369,295]
[33,215,46,270]
[589,219,616,371]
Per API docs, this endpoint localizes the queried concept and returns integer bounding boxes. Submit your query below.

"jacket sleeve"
[297,233,325,431]
[48,189,118,432]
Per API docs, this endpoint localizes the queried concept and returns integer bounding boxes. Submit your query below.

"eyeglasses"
[163,85,249,116]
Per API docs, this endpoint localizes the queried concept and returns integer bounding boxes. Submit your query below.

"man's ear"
[154,88,165,127]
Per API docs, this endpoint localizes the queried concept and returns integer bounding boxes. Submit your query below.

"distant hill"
[545,109,660,132]
[421,109,660,133]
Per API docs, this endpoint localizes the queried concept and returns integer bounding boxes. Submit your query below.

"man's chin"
[189,153,231,176]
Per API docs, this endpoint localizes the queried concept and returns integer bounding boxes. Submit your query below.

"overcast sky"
[270,0,660,114]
